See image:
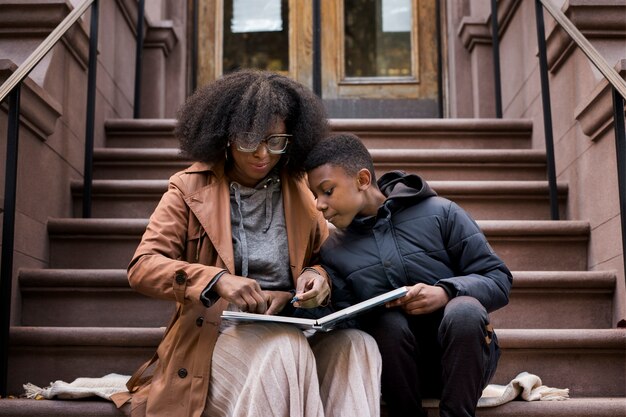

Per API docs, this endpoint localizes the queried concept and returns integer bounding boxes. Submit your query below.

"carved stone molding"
[546,0,626,72]
[458,17,491,52]
[0,0,90,70]
[575,59,626,141]
[145,21,178,56]
[0,60,62,141]
[457,0,521,52]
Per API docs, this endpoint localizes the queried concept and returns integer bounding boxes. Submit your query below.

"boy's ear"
[356,168,373,190]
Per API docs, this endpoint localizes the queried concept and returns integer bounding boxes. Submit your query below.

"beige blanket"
[478,371,569,407]
[25,371,569,408]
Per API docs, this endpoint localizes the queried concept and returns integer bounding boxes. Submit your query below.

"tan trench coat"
[120,161,329,417]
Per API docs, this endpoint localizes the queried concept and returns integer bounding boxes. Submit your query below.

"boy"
[304,133,512,417]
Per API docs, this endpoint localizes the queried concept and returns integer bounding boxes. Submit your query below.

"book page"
[317,287,408,328]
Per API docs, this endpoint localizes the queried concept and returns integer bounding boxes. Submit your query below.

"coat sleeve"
[127,177,224,304]
[436,201,513,312]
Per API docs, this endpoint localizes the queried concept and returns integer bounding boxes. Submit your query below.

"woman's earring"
[225,143,230,161]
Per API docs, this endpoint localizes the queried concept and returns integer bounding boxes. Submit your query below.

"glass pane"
[223,0,289,74]
[344,0,412,77]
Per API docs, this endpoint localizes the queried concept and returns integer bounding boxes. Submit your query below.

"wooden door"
[195,0,440,117]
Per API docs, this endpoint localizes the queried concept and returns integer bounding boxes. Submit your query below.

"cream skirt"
[202,323,381,417]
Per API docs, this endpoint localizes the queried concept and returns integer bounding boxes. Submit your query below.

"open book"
[221,286,408,332]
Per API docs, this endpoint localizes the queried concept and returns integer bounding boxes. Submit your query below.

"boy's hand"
[385,283,450,315]
[292,270,330,308]
[213,273,269,314]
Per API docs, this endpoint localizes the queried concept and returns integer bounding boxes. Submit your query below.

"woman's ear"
[357,168,373,190]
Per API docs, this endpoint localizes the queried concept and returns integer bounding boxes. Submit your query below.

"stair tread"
[18,268,615,289]
[9,326,625,348]
[47,218,590,233]
[0,397,624,417]
[71,179,569,196]
[106,117,534,131]
[95,147,548,161]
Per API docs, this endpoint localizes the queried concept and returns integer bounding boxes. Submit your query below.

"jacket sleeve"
[436,201,513,312]
[127,178,224,304]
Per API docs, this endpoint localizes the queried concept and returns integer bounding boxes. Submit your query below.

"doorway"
[195,0,441,117]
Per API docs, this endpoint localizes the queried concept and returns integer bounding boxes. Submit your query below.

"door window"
[344,0,413,79]
[222,0,289,74]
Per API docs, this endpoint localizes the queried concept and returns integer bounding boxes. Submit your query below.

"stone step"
[105,118,533,149]
[18,269,614,329]
[490,271,616,329]
[1,398,625,417]
[47,219,590,270]
[6,327,625,397]
[71,179,567,220]
[18,269,174,327]
[93,147,548,181]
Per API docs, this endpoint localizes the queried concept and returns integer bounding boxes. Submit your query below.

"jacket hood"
[378,170,437,207]
[350,171,436,230]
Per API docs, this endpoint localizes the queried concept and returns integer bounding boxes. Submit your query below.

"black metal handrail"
[133,0,145,118]
[0,0,146,396]
[0,0,96,396]
[533,0,626,283]
[492,0,626,225]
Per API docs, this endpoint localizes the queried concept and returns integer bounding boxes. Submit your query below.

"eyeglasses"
[232,133,292,154]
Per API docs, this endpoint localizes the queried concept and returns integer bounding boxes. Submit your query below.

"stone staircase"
[1,118,625,416]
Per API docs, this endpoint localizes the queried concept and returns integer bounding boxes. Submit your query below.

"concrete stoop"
[1,116,624,416]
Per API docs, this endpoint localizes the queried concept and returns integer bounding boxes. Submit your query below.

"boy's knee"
[440,296,488,340]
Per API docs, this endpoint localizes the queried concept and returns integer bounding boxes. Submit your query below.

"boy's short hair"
[304,133,376,183]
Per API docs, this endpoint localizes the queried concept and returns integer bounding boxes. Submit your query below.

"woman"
[122,70,381,417]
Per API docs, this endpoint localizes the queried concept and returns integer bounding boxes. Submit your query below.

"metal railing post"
[191,0,199,93]
[133,0,145,118]
[312,0,322,97]
[0,85,21,397]
[613,88,626,290]
[435,0,444,118]
[490,0,503,118]
[534,0,560,220]
[82,0,99,218]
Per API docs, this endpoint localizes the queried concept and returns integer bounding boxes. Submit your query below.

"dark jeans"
[359,296,500,417]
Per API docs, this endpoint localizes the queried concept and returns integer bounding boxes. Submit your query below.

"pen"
[290,296,299,304]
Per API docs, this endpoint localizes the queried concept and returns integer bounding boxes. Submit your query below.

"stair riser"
[94,163,187,180]
[20,290,175,327]
[7,343,623,397]
[488,239,587,271]
[73,194,566,221]
[93,162,547,182]
[333,135,531,150]
[490,291,613,329]
[49,234,588,270]
[20,288,613,329]
[7,346,153,396]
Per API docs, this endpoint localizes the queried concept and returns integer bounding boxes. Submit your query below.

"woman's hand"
[212,273,269,314]
[264,290,293,315]
[292,270,330,308]
[385,283,450,315]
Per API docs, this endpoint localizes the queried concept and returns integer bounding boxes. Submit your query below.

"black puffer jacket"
[321,171,512,313]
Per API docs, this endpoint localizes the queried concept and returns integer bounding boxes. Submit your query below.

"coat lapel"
[185,161,236,274]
